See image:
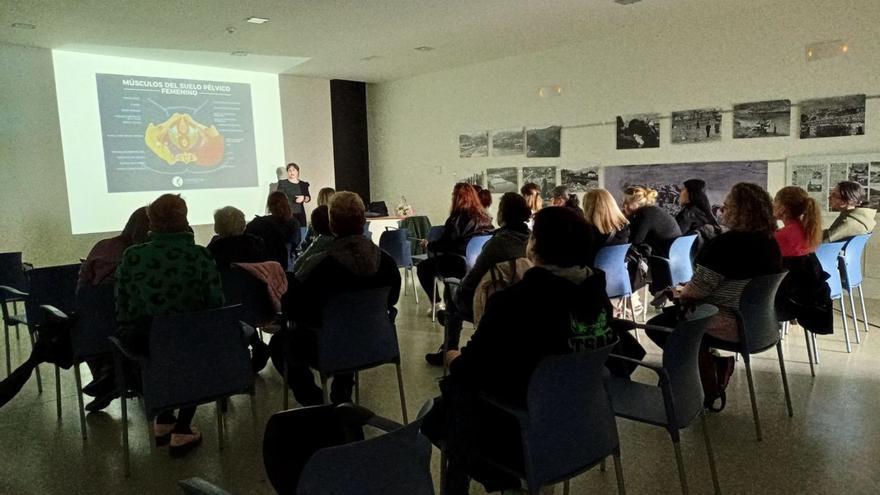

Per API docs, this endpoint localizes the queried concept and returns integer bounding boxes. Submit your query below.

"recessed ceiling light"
[11,22,37,30]
[414,46,435,52]
[230,51,249,57]
[246,16,270,24]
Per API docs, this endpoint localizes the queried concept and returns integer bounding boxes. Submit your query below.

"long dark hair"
[120,207,150,246]
[683,179,718,226]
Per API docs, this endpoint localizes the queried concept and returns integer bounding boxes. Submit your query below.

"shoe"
[650,291,669,309]
[436,310,448,326]
[153,421,175,447]
[82,373,114,397]
[84,390,119,412]
[425,350,444,367]
[426,302,445,316]
[250,340,270,373]
[169,426,203,458]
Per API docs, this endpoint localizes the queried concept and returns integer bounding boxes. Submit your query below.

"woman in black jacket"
[416,183,493,313]
[276,162,311,227]
[676,178,721,247]
[623,186,681,257]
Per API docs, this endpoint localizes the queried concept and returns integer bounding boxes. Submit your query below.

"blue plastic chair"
[840,234,871,345]
[607,304,721,494]
[461,342,625,495]
[815,241,851,356]
[651,234,697,287]
[594,244,639,339]
[412,225,446,321]
[465,234,493,271]
[109,305,254,476]
[379,228,419,303]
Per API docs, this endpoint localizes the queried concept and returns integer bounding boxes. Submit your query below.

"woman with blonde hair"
[623,186,681,257]
[583,188,630,245]
[316,187,336,207]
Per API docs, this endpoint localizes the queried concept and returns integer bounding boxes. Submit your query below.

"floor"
[2,286,880,495]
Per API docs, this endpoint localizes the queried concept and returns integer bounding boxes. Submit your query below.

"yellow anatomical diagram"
[144,113,225,166]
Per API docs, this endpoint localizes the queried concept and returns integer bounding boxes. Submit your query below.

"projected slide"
[95,74,258,192]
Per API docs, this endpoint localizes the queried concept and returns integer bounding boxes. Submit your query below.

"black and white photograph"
[458,172,484,187]
[526,126,562,157]
[850,162,869,187]
[616,113,660,149]
[522,166,557,200]
[791,164,828,211]
[486,167,519,194]
[799,94,866,139]
[671,108,722,144]
[733,99,791,139]
[829,162,848,186]
[491,128,524,156]
[561,167,600,192]
[459,131,488,158]
[870,162,880,209]
[605,161,768,216]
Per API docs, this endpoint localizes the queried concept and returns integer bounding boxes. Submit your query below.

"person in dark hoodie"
[675,178,721,248]
[245,191,301,271]
[433,206,640,494]
[425,192,532,366]
[272,191,401,405]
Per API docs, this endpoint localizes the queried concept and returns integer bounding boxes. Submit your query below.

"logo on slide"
[144,113,225,167]
[172,176,184,188]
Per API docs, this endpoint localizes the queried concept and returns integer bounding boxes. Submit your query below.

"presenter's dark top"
[277,179,311,226]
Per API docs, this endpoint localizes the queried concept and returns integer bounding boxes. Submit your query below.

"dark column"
[330,80,370,203]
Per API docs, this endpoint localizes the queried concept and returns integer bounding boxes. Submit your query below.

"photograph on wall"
[561,167,600,192]
[458,172,485,187]
[522,166,557,201]
[733,99,791,139]
[870,162,880,209]
[799,94,866,139]
[491,128,524,156]
[616,113,660,149]
[486,167,519,194]
[829,162,848,187]
[526,126,562,157]
[605,161,768,217]
[791,164,829,211]
[849,162,869,187]
[671,108,722,144]
[459,132,489,158]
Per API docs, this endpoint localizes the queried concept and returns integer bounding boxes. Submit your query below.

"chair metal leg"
[121,394,130,477]
[700,410,721,495]
[74,364,87,439]
[215,400,225,451]
[29,332,42,393]
[395,363,409,424]
[432,278,438,323]
[613,453,626,495]
[411,268,420,304]
[642,285,649,323]
[321,374,330,404]
[627,297,640,342]
[839,297,852,353]
[282,361,290,410]
[858,285,869,332]
[564,479,570,495]
[848,290,861,344]
[402,268,408,296]
[811,332,820,364]
[783,321,789,336]
[4,320,10,376]
[776,342,793,417]
[354,371,360,405]
[55,365,62,419]
[803,329,815,378]
[672,439,689,494]
[601,458,607,472]
[743,358,762,441]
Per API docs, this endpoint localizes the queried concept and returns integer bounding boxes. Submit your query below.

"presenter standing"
[277,162,311,226]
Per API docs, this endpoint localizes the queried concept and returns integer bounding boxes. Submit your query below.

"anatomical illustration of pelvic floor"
[144,113,225,166]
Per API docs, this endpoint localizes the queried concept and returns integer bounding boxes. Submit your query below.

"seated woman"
[293,205,334,281]
[646,182,783,347]
[824,180,877,241]
[416,183,493,314]
[675,178,721,249]
[207,206,267,269]
[520,182,542,221]
[301,187,336,251]
[773,186,832,333]
[116,194,224,456]
[434,207,633,494]
[583,188,630,246]
[424,192,532,366]
[549,185,583,216]
[245,191,302,271]
[623,186,682,298]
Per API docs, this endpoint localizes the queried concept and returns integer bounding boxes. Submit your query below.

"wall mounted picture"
[491,128,525,156]
[733,99,791,138]
[561,167,600,192]
[522,166,557,200]
[829,162,849,187]
[458,172,485,187]
[605,161,768,217]
[799,94,866,139]
[526,126,562,157]
[616,113,660,149]
[459,132,489,158]
[870,162,880,209]
[791,164,829,211]
[849,162,869,187]
[486,167,519,194]
[671,108,722,144]
[788,153,880,213]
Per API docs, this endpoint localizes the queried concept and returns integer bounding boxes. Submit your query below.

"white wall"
[0,42,335,266]
[367,0,880,290]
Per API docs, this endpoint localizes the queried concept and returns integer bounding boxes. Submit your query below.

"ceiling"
[1,0,708,82]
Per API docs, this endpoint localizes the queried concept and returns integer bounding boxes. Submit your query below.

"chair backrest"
[219,267,276,327]
[23,263,81,327]
[593,244,632,298]
[841,233,871,289]
[296,419,434,495]
[522,342,618,489]
[379,228,413,268]
[815,241,845,299]
[736,272,788,354]
[661,304,718,428]
[0,252,28,292]
[70,282,117,360]
[316,287,400,374]
[464,234,492,270]
[667,234,697,286]
[141,305,253,419]
[426,225,445,243]
[400,216,433,256]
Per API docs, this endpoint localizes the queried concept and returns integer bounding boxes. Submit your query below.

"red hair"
[450,183,490,223]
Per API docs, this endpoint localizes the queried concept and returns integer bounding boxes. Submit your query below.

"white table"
[366,217,403,243]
